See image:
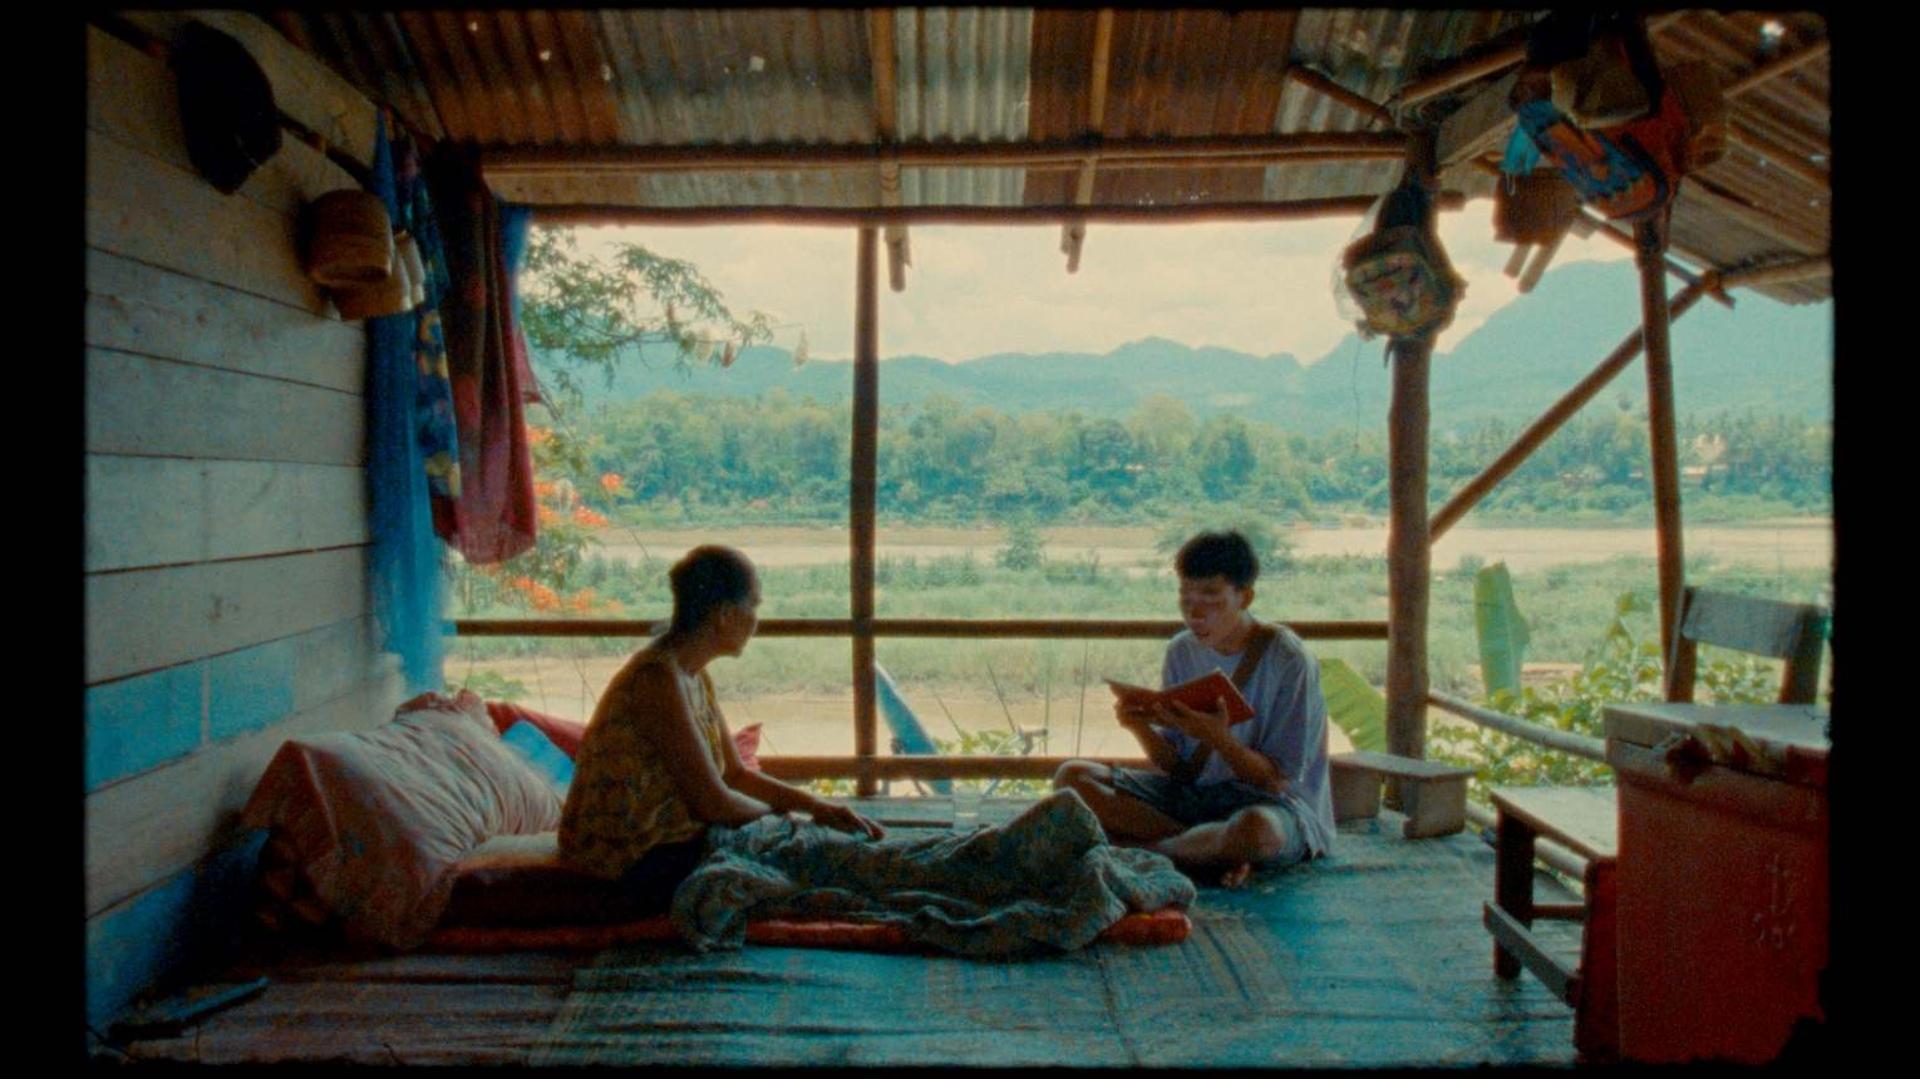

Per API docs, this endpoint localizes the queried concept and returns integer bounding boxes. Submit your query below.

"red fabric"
[483,701,760,769]
[425,144,536,563]
[485,701,587,758]
[424,909,1190,955]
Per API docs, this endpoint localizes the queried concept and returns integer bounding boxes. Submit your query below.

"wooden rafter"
[1061,8,1116,274]
[868,9,909,292]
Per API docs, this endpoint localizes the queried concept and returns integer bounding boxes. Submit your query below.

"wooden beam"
[852,226,880,797]
[1429,282,1708,541]
[1285,65,1395,128]
[530,194,1461,228]
[1717,256,1830,291]
[484,131,1408,174]
[452,617,1391,641]
[1637,220,1686,667]
[1062,8,1116,274]
[1725,38,1829,99]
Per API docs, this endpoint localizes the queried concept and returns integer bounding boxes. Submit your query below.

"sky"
[568,201,1641,365]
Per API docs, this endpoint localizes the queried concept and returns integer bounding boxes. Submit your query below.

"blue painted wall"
[85,830,268,1029]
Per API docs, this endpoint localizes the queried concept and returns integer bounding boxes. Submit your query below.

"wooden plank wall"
[84,16,403,1028]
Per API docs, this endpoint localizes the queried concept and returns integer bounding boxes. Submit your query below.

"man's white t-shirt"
[1159,625,1337,857]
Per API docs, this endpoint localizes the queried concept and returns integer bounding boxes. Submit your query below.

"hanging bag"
[1340,181,1465,339]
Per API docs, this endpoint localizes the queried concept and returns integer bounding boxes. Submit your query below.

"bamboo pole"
[759,754,1151,782]
[852,226,880,796]
[452,617,1391,640]
[1636,218,1687,669]
[1428,691,1609,763]
[1429,281,1708,541]
[530,195,1461,228]
[484,131,1408,174]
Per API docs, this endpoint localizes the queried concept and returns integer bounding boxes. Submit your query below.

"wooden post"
[1636,218,1686,669]
[1383,132,1439,781]
[851,226,880,795]
[1386,334,1434,773]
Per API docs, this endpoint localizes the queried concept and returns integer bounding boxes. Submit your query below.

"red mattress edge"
[425,908,1191,954]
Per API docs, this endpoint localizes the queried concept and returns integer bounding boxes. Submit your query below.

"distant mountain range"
[560,259,1832,435]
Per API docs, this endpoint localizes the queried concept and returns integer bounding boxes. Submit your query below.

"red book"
[1105,669,1256,725]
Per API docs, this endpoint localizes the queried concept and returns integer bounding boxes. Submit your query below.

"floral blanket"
[669,791,1195,957]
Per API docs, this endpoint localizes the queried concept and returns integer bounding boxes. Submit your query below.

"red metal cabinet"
[1604,703,1829,1064]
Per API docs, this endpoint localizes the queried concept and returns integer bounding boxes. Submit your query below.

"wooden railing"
[453,615,1390,783]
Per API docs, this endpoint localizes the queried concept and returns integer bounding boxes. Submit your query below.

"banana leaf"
[1319,657,1387,752]
[1474,561,1531,700]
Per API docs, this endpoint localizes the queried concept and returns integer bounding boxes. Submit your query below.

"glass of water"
[952,784,982,828]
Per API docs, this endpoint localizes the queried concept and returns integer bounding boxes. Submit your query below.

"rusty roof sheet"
[260,7,1831,303]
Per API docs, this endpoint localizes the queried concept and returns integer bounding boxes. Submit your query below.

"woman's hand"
[809,801,886,840]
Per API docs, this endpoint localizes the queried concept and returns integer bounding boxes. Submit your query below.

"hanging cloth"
[364,112,447,692]
[425,144,538,564]
[390,127,460,503]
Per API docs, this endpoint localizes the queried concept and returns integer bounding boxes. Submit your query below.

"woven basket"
[307,190,394,288]
[331,243,410,320]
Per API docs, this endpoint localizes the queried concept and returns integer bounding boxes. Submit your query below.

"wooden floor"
[102,800,1587,1067]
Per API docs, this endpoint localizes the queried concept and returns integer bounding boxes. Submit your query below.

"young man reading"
[1054,530,1336,886]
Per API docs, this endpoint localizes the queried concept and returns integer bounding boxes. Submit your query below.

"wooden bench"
[1484,785,1619,1061]
[1329,751,1476,838]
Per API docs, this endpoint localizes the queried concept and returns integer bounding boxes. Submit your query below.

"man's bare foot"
[1218,862,1253,889]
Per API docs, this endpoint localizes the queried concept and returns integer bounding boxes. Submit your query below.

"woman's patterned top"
[558,648,729,879]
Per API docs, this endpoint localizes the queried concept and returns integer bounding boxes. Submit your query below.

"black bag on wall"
[173,22,283,195]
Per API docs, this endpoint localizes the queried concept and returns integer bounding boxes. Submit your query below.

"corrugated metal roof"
[263,7,1831,302]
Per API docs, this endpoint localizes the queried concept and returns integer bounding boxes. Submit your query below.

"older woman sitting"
[558,545,884,908]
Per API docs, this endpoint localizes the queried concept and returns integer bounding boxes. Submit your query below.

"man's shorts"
[1106,765,1314,867]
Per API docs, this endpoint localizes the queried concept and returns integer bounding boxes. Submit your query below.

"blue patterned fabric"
[669,791,1195,956]
[364,113,446,693]
[391,125,460,501]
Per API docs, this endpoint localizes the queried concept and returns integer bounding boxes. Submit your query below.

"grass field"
[447,521,1831,757]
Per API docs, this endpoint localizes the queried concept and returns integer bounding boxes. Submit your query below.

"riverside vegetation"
[450,226,1830,798]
